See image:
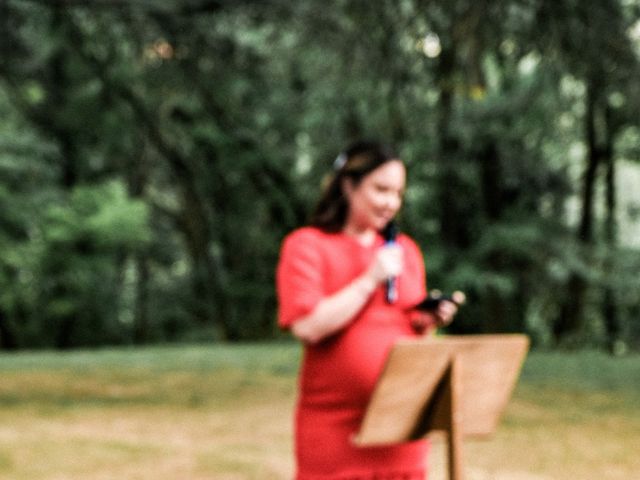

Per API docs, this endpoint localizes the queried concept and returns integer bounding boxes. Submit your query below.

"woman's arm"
[290,244,403,344]
[290,273,377,344]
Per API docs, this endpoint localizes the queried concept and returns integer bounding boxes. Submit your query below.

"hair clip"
[333,152,347,171]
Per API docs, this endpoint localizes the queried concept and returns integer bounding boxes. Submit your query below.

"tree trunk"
[602,105,620,354]
[477,143,510,333]
[51,6,81,349]
[0,313,18,350]
[554,78,601,343]
[436,33,467,249]
[578,84,600,244]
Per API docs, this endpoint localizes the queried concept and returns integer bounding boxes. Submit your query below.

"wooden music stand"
[352,334,529,480]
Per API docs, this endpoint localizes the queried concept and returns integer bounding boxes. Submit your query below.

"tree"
[0,0,639,349]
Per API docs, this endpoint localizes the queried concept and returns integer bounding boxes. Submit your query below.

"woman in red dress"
[276,141,458,479]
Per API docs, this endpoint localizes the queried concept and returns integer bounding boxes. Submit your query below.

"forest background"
[1,0,640,352]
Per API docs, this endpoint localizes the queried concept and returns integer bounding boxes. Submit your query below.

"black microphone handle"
[382,221,399,304]
[386,277,397,303]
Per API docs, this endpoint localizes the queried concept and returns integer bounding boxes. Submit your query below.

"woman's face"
[343,160,406,233]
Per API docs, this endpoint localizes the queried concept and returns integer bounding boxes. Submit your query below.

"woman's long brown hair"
[310,140,399,232]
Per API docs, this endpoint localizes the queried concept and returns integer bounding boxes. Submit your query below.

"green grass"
[0,342,301,374]
[0,343,638,479]
[0,343,300,407]
[521,349,640,393]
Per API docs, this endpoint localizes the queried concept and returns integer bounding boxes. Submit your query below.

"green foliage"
[42,181,150,252]
[0,0,639,349]
[43,181,150,250]
[37,181,151,346]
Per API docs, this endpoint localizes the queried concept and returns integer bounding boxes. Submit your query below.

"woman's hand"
[365,244,404,284]
[410,300,458,334]
[434,299,458,326]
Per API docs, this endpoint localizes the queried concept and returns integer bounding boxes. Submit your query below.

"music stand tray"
[353,334,529,480]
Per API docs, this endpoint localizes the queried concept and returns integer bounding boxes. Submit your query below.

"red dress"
[277,227,430,480]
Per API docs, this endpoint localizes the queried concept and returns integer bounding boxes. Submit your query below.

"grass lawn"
[0,342,638,479]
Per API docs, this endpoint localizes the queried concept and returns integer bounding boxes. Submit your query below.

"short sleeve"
[276,229,326,328]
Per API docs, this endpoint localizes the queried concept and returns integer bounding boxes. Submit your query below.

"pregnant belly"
[300,317,413,409]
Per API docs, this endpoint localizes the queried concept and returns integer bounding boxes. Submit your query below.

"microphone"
[382,221,398,304]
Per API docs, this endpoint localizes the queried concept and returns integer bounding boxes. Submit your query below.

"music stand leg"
[444,357,465,480]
